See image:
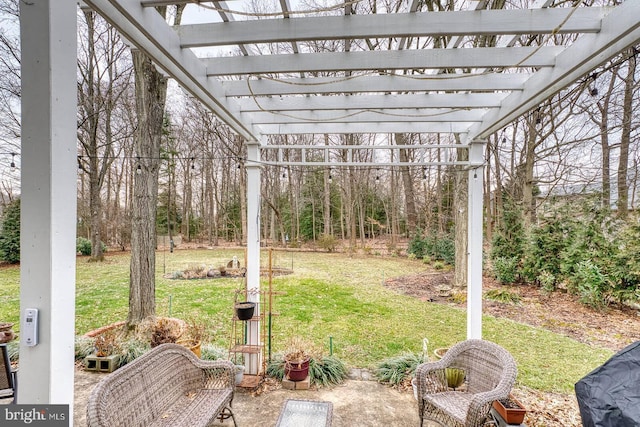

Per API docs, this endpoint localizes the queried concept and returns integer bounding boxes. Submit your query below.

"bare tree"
[77,10,132,261]
[127,5,185,327]
[617,48,637,218]
[0,0,20,200]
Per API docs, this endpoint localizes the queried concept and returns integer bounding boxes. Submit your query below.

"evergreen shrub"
[0,199,20,263]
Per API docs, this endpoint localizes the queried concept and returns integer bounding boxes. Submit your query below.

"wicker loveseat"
[415,339,517,427]
[87,343,237,427]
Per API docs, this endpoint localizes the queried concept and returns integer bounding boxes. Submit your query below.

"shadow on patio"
[72,367,421,427]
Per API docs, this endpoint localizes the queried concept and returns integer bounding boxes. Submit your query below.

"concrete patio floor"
[69,367,421,427]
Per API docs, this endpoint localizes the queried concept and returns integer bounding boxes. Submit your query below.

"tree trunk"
[396,133,418,235]
[484,141,493,242]
[617,49,635,219]
[453,135,468,289]
[323,134,332,236]
[521,116,537,226]
[128,49,167,327]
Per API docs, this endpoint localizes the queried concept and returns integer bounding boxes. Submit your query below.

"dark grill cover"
[575,340,640,427]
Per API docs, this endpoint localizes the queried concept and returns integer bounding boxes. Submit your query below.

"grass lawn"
[0,248,611,393]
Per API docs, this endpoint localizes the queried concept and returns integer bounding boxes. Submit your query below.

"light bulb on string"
[589,73,598,96]
[136,157,142,175]
[328,169,333,184]
[10,153,16,169]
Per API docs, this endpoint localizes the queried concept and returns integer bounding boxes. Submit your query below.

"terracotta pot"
[178,339,201,358]
[235,302,256,320]
[433,347,448,360]
[493,395,527,425]
[0,330,15,343]
[284,357,310,381]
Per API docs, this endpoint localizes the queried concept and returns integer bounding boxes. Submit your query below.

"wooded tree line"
[0,1,638,312]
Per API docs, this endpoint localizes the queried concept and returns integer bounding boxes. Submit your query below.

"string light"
[422,167,427,181]
[191,157,195,170]
[587,73,598,96]
[10,153,16,169]
[136,156,142,175]
[328,169,333,184]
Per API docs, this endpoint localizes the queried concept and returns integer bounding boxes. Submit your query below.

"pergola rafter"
[80,0,640,146]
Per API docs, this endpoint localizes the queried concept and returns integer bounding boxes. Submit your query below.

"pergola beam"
[205,46,562,75]
[222,74,529,96]
[177,8,606,47]
[258,122,472,134]
[247,108,487,124]
[237,93,506,111]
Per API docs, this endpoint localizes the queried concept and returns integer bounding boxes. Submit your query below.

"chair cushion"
[424,391,473,425]
[149,388,232,427]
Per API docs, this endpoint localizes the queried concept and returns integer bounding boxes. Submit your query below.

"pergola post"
[466,140,485,339]
[18,0,77,412]
[245,142,262,374]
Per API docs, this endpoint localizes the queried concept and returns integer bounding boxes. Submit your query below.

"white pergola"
[18,0,640,418]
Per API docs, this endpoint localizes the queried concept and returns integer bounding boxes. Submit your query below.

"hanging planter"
[235,302,256,320]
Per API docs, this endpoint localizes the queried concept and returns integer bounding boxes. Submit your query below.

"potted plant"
[85,330,120,372]
[150,317,184,347]
[178,321,205,358]
[283,336,311,382]
[234,364,245,385]
[432,346,466,389]
[0,322,15,344]
[493,395,527,425]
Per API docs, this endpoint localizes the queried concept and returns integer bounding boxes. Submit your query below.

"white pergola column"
[466,140,485,340]
[245,142,262,374]
[18,0,78,412]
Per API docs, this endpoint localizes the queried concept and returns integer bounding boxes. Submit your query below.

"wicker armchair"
[415,339,517,427]
[87,343,237,427]
[1,344,17,403]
